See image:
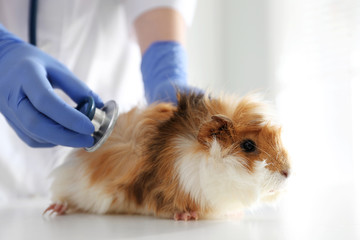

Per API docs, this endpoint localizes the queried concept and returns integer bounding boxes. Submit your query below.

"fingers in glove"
[47,64,104,108]
[15,97,94,147]
[5,117,56,148]
[22,62,95,135]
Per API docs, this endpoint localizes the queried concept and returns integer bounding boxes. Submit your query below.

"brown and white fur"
[45,92,290,220]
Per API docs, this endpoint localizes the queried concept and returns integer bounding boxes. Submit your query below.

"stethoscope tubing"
[29,0,38,46]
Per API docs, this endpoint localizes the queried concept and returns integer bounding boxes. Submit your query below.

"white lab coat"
[0,0,196,201]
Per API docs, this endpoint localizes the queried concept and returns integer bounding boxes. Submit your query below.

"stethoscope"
[29,0,119,152]
[76,97,118,152]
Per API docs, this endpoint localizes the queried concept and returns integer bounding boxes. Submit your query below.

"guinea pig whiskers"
[262,172,278,189]
[253,145,272,160]
[271,143,281,158]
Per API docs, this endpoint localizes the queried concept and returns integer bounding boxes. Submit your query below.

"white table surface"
[1,182,359,240]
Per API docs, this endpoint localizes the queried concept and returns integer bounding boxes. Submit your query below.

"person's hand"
[141,41,202,104]
[0,24,103,148]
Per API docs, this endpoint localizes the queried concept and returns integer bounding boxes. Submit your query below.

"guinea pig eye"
[240,139,257,153]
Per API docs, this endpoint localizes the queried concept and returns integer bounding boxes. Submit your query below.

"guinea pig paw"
[174,211,198,221]
[43,202,68,216]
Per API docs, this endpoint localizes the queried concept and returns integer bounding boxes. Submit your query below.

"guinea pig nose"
[281,170,289,178]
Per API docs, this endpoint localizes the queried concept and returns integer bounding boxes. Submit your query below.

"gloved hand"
[141,41,201,104]
[0,24,103,148]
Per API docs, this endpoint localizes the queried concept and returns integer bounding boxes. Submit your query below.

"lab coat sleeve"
[124,0,197,28]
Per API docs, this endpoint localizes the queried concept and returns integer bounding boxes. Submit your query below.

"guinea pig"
[44,92,290,221]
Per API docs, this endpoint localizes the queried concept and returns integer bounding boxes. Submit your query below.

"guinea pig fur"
[45,92,290,221]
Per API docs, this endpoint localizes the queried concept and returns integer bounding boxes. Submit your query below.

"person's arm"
[134,8,197,104]
[134,8,186,54]
[0,23,103,148]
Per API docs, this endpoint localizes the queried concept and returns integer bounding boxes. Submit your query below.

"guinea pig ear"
[197,114,234,146]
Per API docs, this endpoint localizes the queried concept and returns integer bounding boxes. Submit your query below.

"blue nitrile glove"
[141,41,199,104]
[0,24,103,148]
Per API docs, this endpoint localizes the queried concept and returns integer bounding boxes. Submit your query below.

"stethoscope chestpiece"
[76,96,119,152]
